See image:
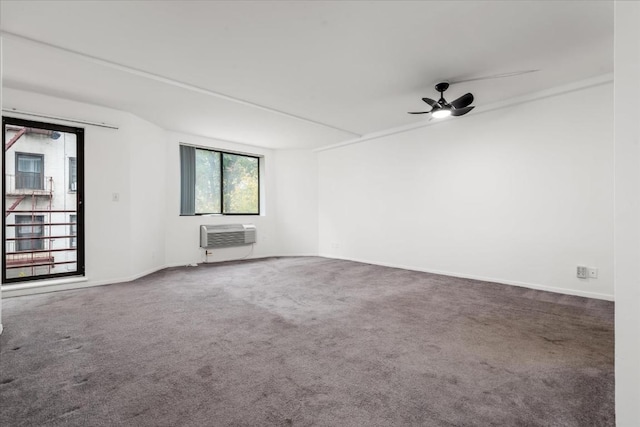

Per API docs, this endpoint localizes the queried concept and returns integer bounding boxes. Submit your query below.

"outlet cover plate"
[577,266,588,279]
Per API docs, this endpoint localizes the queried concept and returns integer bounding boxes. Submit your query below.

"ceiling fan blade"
[450,106,474,116]
[450,93,474,109]
[408,111,431,114]
[449,70,539,85]
[422,97,438,107]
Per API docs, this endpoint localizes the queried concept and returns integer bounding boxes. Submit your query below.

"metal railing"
[4,174,53,196]
[5,239,77,269]
[5,240,52,268]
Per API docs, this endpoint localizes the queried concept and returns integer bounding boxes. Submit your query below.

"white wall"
[614,1,640,425]
[82,111,133,286]
[128,115,167,277]
[318,81,614,300]
[273,149,319,256]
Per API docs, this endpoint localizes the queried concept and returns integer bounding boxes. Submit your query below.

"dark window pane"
[195,149,221,214]
[16,153,44,190]
[69,157,77,191]
[15,215,44,251]
[70,214,77,248]
[222,153,259,214]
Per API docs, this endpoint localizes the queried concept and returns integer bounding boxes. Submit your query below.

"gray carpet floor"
[0,257,614,426]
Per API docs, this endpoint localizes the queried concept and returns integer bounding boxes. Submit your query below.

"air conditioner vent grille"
[200,224,256,248]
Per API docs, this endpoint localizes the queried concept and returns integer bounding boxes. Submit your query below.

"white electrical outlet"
[588,268,598,279]
[577,266,588,279]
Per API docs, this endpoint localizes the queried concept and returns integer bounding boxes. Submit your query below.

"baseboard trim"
[4,255,600,302]
[1,265,167,298]
[2,279,111,298]
[165,254,320,269]
[2,276,89,298]
[0,255,323,298]
[318,254,614,301]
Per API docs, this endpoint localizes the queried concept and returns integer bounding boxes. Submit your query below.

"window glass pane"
[17,224,43,234]
[222,153,259,214]
[18,155,41,173]
[15,215,44,251]
[16,153,44,189]
[69,157,77,191]
[195,149,221,214]
[70,214,77,248]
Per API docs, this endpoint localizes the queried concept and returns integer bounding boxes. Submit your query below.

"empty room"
[1,1,638,426]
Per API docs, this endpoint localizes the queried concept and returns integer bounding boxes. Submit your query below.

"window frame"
[180,145,261,216]
[2,116,85,284]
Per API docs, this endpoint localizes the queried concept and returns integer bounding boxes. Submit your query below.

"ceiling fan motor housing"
[435,82,450,93]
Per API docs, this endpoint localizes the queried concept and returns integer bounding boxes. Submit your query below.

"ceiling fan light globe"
[432,109,452,119]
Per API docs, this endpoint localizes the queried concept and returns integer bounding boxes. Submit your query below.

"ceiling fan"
[408,69,539,119]
[408,82,474,118]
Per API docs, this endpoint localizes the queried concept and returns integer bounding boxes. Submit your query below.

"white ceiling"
[0,1,613,149]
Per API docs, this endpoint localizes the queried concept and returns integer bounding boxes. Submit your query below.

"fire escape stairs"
[5,127,27,151]
[5,195,26,217]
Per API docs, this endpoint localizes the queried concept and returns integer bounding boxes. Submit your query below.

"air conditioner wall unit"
[200,224,256,249]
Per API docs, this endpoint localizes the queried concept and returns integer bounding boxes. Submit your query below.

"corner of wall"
[614,1,640,424]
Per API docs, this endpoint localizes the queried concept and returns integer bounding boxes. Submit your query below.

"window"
[69,157,77,191]
[180,145,260,215]
[15,215,44,251]
[16,152,44,189]
[70,214,77,248]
